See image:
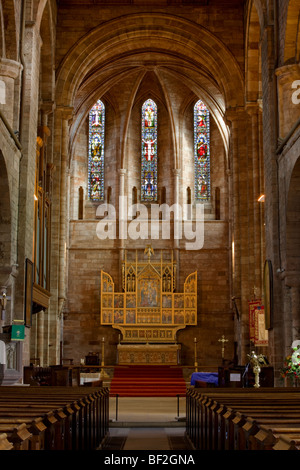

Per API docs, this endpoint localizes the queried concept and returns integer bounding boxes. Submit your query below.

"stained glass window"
[141,99,158,202]
[194,100,210,201]
[88,99,105,201]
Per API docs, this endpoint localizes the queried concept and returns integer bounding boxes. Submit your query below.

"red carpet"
[109,365,187,397]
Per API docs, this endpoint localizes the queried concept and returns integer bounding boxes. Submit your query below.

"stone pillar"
[47,106,73,365]
[173,168,181,288]
[173,168,181,244]
[291,286,300,342]
[284,272,300,345]
[13,22,43,369]
[226,107,250,364]
[59,116,70,314]
[36,310,44,366]
[119,168,127,292]
[119,168,127,246]
[260,20,282,375]
[246,102,265,297]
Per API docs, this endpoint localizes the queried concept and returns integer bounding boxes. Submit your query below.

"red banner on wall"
[248,300,268,346]
[249,300,261,343]
[254,306,268,346]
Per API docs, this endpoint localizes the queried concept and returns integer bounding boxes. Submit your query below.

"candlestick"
[100,336,106,380]
[194,338,198,372]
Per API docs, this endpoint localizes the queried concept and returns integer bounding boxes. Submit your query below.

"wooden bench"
[0,417,47,450]
[0,386,109,450]
[0,432,14,450]
[273,434,300,450]
[0,423,32,450]
[186,387,300,451]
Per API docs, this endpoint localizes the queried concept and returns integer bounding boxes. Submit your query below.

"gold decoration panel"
[100,249,197,342]
[117,343,181,365]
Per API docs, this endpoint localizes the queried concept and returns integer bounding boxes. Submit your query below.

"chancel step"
[109,365,187,397]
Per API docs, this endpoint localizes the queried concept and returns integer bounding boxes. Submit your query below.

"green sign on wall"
[11,325,25,341]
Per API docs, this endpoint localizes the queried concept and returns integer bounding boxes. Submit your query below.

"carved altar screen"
[100,249,197,342]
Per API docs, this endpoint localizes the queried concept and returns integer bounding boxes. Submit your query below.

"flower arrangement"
[280,345,300,380]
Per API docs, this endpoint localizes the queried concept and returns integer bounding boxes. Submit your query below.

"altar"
[117,343,181,365]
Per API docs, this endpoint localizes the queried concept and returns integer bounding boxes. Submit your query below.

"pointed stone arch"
[55,13,244,169]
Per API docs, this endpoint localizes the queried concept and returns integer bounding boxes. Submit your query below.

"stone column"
[59,115,71,314]
[226,107,249,364]
[291,286,300,342]
[119,168,127,292]
[36,310,44,366]
[173,168,181,289]
[119,168,127,246]
[47,106,73,365]
[284,272,300,345]
[13,22,43,369]
[260,21,282,375]
[246,102,264,297]
[173,168,181,244]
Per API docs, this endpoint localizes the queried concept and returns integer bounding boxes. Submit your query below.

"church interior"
[0,0,300,452]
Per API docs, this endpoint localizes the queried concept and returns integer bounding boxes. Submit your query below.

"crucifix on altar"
[218,335,228,364]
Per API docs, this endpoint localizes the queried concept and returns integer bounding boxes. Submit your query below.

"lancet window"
[194,99,210,201]
[141,99,158,202]
[88,99,105,201]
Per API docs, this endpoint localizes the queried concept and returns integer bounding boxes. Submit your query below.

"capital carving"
[0,59,23,80]
[224,106,247,127]
[40,100,56,116]
[245,101,262,116]
[56,105,74,122]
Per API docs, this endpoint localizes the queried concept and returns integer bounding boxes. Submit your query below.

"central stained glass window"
[141,99,158,202]
[194,100,210,201]
[88,99,105,201]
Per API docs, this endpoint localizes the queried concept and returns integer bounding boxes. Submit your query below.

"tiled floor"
[109,396,186,424]
[104,396,190,450]
[106,426,190,450]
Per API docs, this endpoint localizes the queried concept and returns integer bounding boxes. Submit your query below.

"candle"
[102,337,105,342]
[194,337,197,343]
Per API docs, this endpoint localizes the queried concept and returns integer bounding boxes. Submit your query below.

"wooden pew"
[186,387,300,451]
[0,433,13,450]
[0,417,46,450]
[0,386,109,450]
[0,423,32,450]
[253,424,300,450]
[273,434,300,450]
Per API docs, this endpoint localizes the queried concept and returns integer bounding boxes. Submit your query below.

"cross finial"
[144,245,154,261]
[218,335,228,359]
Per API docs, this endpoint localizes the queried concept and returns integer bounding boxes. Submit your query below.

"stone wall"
[64,82,230,365]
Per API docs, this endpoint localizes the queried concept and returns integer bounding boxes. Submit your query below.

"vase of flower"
[280,345,300,387]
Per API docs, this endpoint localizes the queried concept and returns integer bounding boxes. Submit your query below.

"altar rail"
[0,386,109,450]
[186,387,300,450]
